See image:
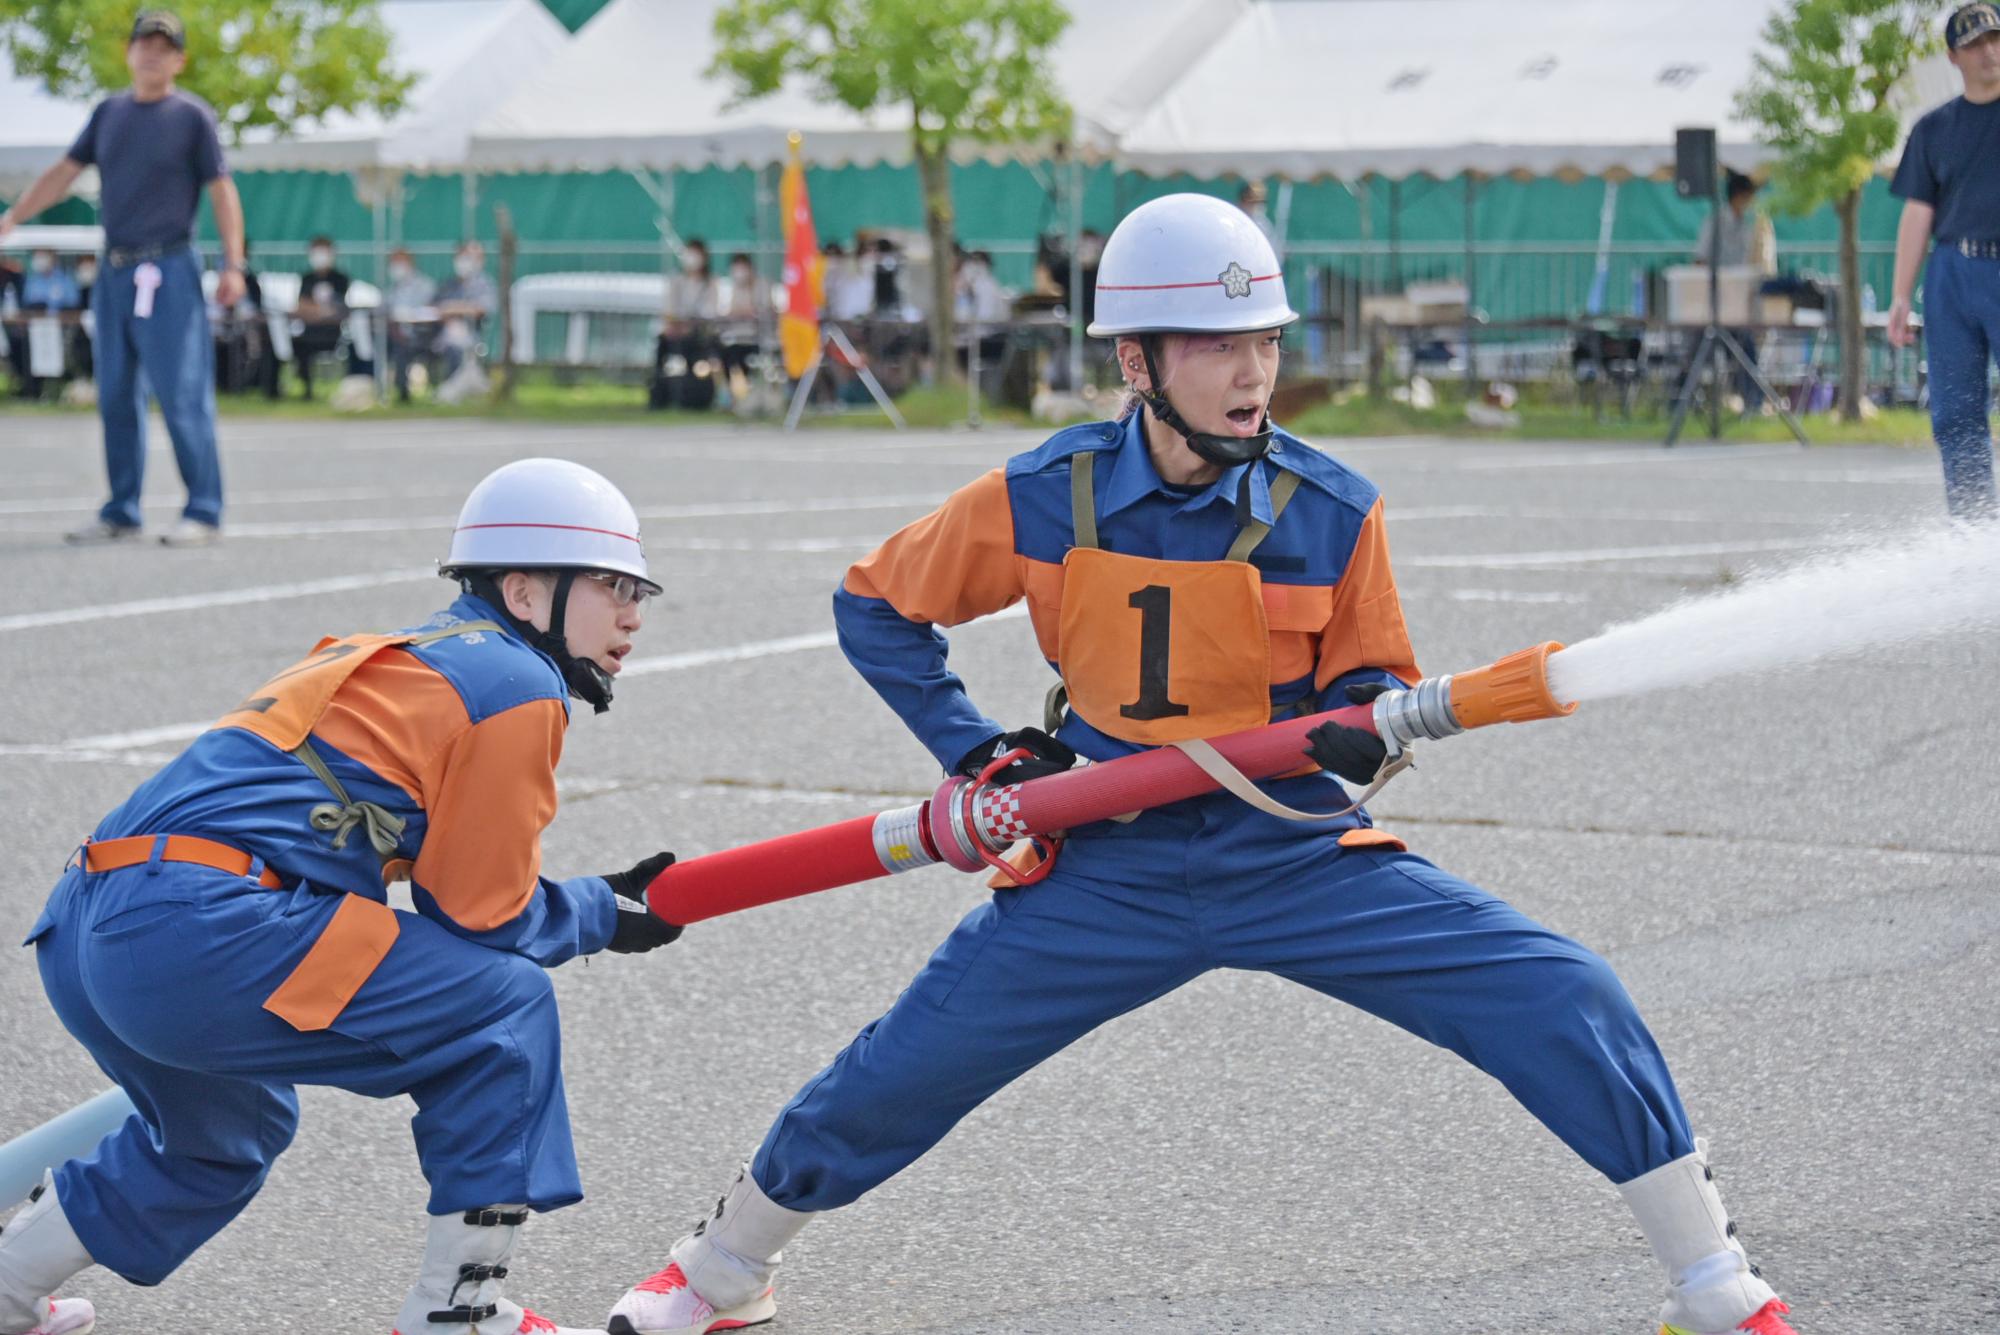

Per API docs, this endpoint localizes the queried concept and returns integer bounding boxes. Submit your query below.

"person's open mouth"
[1223,403,1264,435]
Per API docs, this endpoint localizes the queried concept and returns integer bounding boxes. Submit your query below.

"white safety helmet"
[440,457,659,593]
[1086,193,1299,338]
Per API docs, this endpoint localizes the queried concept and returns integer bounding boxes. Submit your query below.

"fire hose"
[2,643,1575,1198]
[646,640,1576,924]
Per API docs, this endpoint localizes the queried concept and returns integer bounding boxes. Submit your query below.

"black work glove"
[1302,682,1392,785]
[602,851,684,954]
[954,726,1078,784]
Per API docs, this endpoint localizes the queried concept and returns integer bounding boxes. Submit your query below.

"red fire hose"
[648,642,1575,925]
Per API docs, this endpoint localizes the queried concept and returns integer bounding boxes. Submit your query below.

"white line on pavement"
[0,486,464,517]
[172,493,944,540]
[0,569,436,635]
[42,606,1032,755]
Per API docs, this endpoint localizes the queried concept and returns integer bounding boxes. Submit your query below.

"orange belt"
[81,835,283,888]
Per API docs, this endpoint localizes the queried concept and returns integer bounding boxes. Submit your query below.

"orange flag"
[779,137,824,379]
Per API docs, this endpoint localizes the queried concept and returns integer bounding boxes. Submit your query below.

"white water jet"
[1546,523,2000,704]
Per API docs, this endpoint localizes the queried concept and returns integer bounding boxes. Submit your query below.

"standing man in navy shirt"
[1888,2,2000,521]
[0,10,246,547]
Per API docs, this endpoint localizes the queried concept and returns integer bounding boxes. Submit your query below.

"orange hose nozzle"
[1446,641,1578,728]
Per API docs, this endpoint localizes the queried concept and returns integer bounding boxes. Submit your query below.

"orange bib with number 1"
[1055,454,1300,746]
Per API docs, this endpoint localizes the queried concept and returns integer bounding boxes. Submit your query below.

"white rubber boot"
[0,1172,95,1335]
[1617,1139,1790,1334]
[606,1166,810,1335]
[391,1206,603,1335]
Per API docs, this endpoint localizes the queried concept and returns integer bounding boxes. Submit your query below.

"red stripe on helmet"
[1096,273,1283,292]
[456,521,641,543]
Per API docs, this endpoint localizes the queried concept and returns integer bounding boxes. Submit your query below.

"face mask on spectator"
[309,248,334,271]
[455,255,480,278]
[389,260,413,281]
[31,254,54,274]
[76,263,97,285]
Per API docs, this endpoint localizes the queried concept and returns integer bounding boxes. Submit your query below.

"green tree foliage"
[1736,0,1946,419]
[711,0,1072,385]
[0,0,414,140]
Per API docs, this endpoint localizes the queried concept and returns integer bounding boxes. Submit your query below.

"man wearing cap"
[0,10,245,547]
[1887,1,2000,520]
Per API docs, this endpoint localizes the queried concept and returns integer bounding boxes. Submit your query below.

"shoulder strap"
[1225,468,1303,564]
[1068,452,1100,551]
[401,618,504,646]
[289,620,502,866]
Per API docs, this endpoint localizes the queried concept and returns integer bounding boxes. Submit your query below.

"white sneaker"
[0,1173,95,1335]
[158,519,221,548]
[61,520,141,545]
[17,1298,94,1334]
[605,1263,773,1335]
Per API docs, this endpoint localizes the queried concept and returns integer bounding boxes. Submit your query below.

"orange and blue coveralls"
[26,593,619,1286]
[748,413,1696,1213]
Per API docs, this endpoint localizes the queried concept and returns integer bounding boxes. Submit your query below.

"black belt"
[104,242,191,268]
[1946,239,2000,260]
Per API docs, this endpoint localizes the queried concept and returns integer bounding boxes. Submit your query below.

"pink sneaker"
[605,1262,774,1335]
[1663,1297,1799,1335]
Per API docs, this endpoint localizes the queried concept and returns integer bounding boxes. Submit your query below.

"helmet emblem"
[1218,261,1254,299]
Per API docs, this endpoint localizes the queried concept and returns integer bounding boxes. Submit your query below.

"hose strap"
[1168,736,1413,822]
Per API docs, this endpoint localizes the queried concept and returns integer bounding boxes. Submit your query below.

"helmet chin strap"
[1137,335,1274,468]
[466,570,615,714]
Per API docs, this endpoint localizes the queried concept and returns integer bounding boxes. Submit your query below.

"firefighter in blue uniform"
[0,460,684,1335]
[606,196,1800,1335]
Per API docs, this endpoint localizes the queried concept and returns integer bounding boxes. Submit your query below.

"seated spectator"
[292,235,355,400]
[432,240,497,393]
[664,239,719,334]
[824,240,872,323]
[652,239,721,410]
[383,247,437,403]
[22,248,80,312]
[954,248,1010,371]
[718,252,769,397]
[213,238,273,396]
[8,249,83,397]
[868,236,905,317]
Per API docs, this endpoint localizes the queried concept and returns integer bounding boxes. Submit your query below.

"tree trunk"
[1836,188,1863,424]
[914,133,959,387]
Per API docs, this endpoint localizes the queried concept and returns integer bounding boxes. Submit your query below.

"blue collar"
[1096,410,1276,525]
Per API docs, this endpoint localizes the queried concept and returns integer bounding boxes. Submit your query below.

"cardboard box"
[1665,265,1762,325]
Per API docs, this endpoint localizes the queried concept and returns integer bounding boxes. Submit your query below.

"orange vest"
[1057,454,1303,745]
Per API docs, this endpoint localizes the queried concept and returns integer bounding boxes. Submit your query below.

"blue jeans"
[91,247,223,528]
[749,794,1694,1212]
[1924,245,2000,521]
[30,855,579,1285]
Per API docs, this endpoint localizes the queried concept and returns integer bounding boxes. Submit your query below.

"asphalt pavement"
[0,413,1992,1334]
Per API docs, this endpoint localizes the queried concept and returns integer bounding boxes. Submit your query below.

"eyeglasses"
[581,571,657,608]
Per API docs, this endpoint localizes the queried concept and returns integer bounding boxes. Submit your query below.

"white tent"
[1114,0,1786,180]
[466,0,1242,173]
[0,68,92,193]
[231,0,568,173]
[1,0,565,191]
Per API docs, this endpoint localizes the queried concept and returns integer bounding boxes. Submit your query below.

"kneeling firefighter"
[0,458,684,1335]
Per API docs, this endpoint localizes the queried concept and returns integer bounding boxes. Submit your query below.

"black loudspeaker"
[1675,127,1717,199]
